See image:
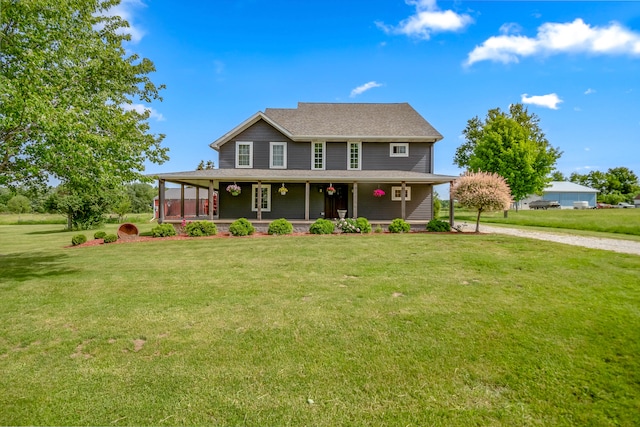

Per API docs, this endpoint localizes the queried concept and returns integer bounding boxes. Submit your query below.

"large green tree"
[454,104,562,207]
[125,182,155,213]
[0,0,168,192]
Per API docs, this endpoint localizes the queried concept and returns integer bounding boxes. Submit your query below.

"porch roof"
[153,169,458,188]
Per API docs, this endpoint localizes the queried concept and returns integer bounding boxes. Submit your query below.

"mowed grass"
[1,224,639,426]
[450,208,640,236]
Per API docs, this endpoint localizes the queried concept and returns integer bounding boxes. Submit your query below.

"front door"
[325,184,348,219]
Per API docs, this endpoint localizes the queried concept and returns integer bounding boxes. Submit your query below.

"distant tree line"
[552,167,639,204]
[0,183,157,228]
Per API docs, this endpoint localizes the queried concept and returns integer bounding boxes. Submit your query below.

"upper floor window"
[348,142,361,170]
[252,184,271,212]
[390,143,409,157]
[312,141,325,170]
[270,142,287,169]
[236,141,253,168]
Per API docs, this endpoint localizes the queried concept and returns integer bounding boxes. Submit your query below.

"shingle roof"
[263,102,443,141]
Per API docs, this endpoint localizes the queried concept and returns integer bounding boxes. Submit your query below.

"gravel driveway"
[478,225,640,256]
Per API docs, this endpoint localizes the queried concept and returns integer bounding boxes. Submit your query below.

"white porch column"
[353,182,358,218]
[208,180,215,221]
[449,180,455,227]
[257,181,262,221]
[401,181,406,220]
[305,181,310,221]
[158,179,165,224]
[180,184,185,218]
[195,187,200,217]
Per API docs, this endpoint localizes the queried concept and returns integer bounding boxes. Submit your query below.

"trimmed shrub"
[103,234,118,244]
[93,231,107,240]
[185,220,217,237]
[309,218,335,235]
[151,223,177,237]
[374,224,384,233]
[356,217,372,233]
[426,219,451,232]
[268,218,293,235]
[229,218,255,236]
[336,218,361,233]
[388,218,410,233]
[71,234,87,246]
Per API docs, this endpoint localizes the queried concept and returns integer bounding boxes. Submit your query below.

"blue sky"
[115,0,640,181]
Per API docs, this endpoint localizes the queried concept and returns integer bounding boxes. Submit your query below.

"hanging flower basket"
[373,189,385,197]
[279,185,288,195]
[327,186,335,195]
[226,184,241,196]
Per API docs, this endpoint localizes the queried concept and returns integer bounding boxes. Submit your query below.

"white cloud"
[499,22,522,35]
[521,93,563,110]
[100,0,146,43]
[121,103,165,121]
[466,18,640,66]
[377,0,473,40]
[584,88,596,95]
[350,81,383,98]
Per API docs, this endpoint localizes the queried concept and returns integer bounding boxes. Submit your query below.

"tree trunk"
[67,214,72,230]
[504,210,508,218]
[475,209,482,232]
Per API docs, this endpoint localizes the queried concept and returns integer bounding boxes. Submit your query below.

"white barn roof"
[546,181,599,193]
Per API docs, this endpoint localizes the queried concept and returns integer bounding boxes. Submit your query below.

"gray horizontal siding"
[218,182,325,220]
[356,183,432,221]
[219,119,294,170]
[327,142,347,170]
[362,142,432,173]
[217,181,433,221]
[218,120,434,173]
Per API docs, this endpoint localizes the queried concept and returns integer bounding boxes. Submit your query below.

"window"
[270,142,287,169]
[391,186,411,201]
[390,143,409,157]
[348,142,361,170]
[252,184,271,212]
[312,141,325,170]
[236,141,253,168]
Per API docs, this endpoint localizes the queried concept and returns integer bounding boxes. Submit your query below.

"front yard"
[1,223,639,425]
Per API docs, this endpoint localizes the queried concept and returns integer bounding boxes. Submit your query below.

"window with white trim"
[391,186,411,201]
[390,143,409,157]
[270,142,287,169]
[236,141,253,168]
[312,141,325,170]
[252,184,271,212]
[348,142,361,170]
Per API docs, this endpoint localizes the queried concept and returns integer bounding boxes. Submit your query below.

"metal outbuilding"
[521,181,599,209]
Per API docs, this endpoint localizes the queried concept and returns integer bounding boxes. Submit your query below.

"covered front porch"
[154,169,458,224]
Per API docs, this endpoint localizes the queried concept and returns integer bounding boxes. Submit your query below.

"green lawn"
[1,223,639,426]
[447,208,640,236]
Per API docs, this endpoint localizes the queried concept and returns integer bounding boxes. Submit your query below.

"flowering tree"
[452,171,512,232]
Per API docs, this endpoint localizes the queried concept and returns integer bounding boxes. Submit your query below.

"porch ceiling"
[152,169,458,188]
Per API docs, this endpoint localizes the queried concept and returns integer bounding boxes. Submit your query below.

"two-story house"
[154,102,457,224]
